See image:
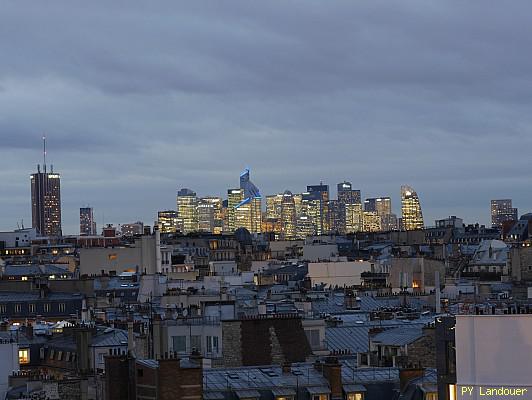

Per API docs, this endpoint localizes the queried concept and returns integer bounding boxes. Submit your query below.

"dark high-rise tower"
[31,137,62,236]
[491,199,518,229]
[80,207,97,235]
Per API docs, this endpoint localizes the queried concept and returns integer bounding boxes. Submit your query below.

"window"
[14,304,22,313]
[29,304,36,313]
[426,393,437,400]
[44,303,51,312]
[108,254,117,260]
[59,303,66,313]
[137,369,144,378]
[172,336,186,353]
[0,304,6,314]
[348,394,363,400]
[19,349,29,364]
[191,335,202,352]
[312,395,328,400]
[206,336,219,354]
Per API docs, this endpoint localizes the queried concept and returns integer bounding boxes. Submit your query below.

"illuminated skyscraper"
[364,197,396,231]
[157,210,179,233]
[337,181,361,205]
[200,196,224,233]
[121,221,144,236]
[240,168,260,199]
[31,138,62,237]
[381,213,398,231]
[337,181,361,234]
[401,185,424,230]
[296,195,317,238]
[328,200,342,233]
[266,194,283,219]
[293,193,303,216]
[280,190,297,240]
[80,207,96,236]
[230,168,262,233]
[300,192,322,235]
[363,211,381,232]
[227,188,244,232]
[306,184,330,234]
[364,197,391,215]
[177,188,198,234]
[491,199,518,229]
[197,200,215,232]
[345,203,363,233]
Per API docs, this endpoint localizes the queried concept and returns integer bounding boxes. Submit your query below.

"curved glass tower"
[401,185,424,230]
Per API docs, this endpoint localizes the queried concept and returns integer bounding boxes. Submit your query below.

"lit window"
[21,276,28,281]
[19,349,30,364]
[347,394,363,400]
[449,384,456,400]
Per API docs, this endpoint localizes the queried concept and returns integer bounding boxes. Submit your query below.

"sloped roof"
[370,326,423,346]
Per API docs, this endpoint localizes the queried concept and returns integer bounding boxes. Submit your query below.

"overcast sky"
[1,1,531,234]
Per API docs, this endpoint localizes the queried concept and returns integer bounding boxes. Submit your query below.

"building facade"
[157,210,179,233]
[31,165,62,236]
[79,207,97,236]
[177,188,198,234]
[491,199,518,229]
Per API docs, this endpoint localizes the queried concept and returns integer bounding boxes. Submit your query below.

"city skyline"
[8,156,528,235]
[2,2,532,233]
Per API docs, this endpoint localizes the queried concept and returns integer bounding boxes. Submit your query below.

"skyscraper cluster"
[156,169,426,238]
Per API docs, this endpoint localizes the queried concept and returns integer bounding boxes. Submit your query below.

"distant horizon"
[3,155,524,235]
[2,2,532,234]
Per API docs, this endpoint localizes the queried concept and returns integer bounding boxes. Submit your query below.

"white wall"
[0,228,37,248]
[456,315,532,388]
[307,261,371,288]
[209,261,237,276]
[0,341,19,399]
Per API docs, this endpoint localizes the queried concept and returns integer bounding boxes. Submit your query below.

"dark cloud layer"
[1,1,531,233]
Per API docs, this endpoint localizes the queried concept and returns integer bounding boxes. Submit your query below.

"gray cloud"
[1,0,532,233]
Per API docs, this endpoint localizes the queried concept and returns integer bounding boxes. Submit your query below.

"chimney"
[322,357,342,400]
[282,362,292,374]
[26,324,33,340]
[81,298,90,323]
[127,319,136,358]
[399,368,424,392]
[344,289,358,310]
[155,227,162,273]
[74,324,94,375]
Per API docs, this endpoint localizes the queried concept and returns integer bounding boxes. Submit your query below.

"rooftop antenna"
[43,135,47,173]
